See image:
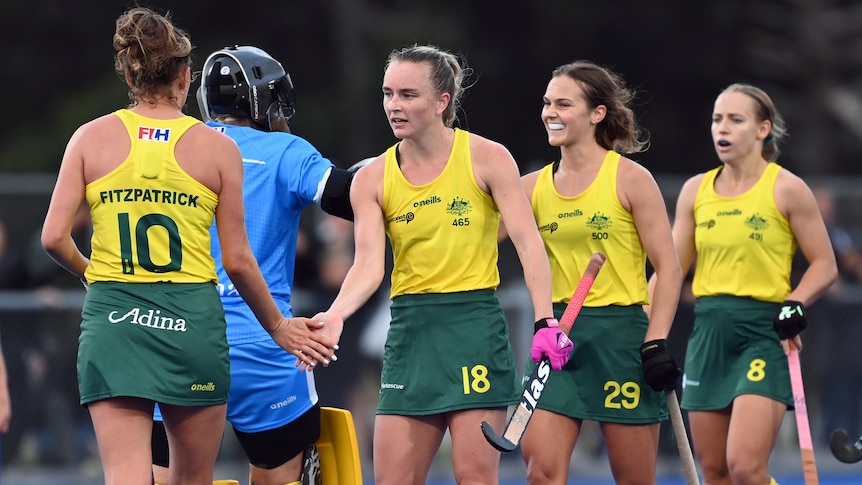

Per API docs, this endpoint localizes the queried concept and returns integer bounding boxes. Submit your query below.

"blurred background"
[1,0,861,483]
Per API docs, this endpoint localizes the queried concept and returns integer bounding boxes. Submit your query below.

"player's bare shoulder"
[191,121,237,147]
[185,122,241,165]
[352,154,385,184]
[350,153,386,204]
[775,165,810,193]
[72,112,127,147]
[676,172,708,209]
[615,156,664,207]
[617,156,657,187]
[468,132,516,168]
[467,132,519,193]
[173,122,241,192]
[518,168,544,201]
[774,165,816,215]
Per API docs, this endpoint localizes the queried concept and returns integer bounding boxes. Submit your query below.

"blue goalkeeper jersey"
[208,122,334,345]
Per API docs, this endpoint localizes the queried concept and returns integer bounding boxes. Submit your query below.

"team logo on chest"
[446,196,471,216]
[744,213,769,231]
[585,211,613,230]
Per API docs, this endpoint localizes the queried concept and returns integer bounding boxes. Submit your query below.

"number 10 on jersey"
[118,212,183,275]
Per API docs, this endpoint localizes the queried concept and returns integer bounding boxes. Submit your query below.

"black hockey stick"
[830,429,862,464]
[481,252,606,453]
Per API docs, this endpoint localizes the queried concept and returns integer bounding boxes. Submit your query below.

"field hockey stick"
[481,252,606,453]
[830,429,862,463]
[665,389,700,485]
[787,341,819,484]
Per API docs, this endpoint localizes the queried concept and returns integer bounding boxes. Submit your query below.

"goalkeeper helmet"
[197,45,295,132]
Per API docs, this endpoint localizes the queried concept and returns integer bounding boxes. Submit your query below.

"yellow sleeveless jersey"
[383,128,500,297]
[691,163,795,302]
[84,109,219,284]
[532,151,647,306]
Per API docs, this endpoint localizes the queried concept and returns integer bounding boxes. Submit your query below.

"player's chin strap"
[265,100,294,134]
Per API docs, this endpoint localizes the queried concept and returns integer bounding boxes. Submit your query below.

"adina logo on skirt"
[108,307,188,332]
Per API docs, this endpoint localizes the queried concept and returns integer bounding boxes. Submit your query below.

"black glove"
[773,300,807,340]
[639,339,681,391]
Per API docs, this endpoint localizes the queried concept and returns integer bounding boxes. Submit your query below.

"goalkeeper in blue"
[151,45,354,485]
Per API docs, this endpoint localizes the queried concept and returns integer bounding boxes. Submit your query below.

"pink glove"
[530,318,574,371]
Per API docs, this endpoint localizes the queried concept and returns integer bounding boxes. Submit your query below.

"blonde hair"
[386,44,470,128]
[720,83,787,161]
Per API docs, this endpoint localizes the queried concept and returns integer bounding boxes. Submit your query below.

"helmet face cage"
[197,46,295,132]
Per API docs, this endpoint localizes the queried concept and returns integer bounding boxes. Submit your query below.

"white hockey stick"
[665,389,700,485]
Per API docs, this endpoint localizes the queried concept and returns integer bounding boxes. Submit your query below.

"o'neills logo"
[413,195,441,208]
[270,395,297,409]
[557,209,583,218]
[716,209,742,217]
[108,307,187,332]
[190,382,216,391]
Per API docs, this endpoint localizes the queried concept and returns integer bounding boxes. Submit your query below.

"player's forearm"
[223,256,282,331]
[519,246,554,320]
[644,267,682,341]
[791,258,838,306]
[41,236,89,280]
[327,265,384,320]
